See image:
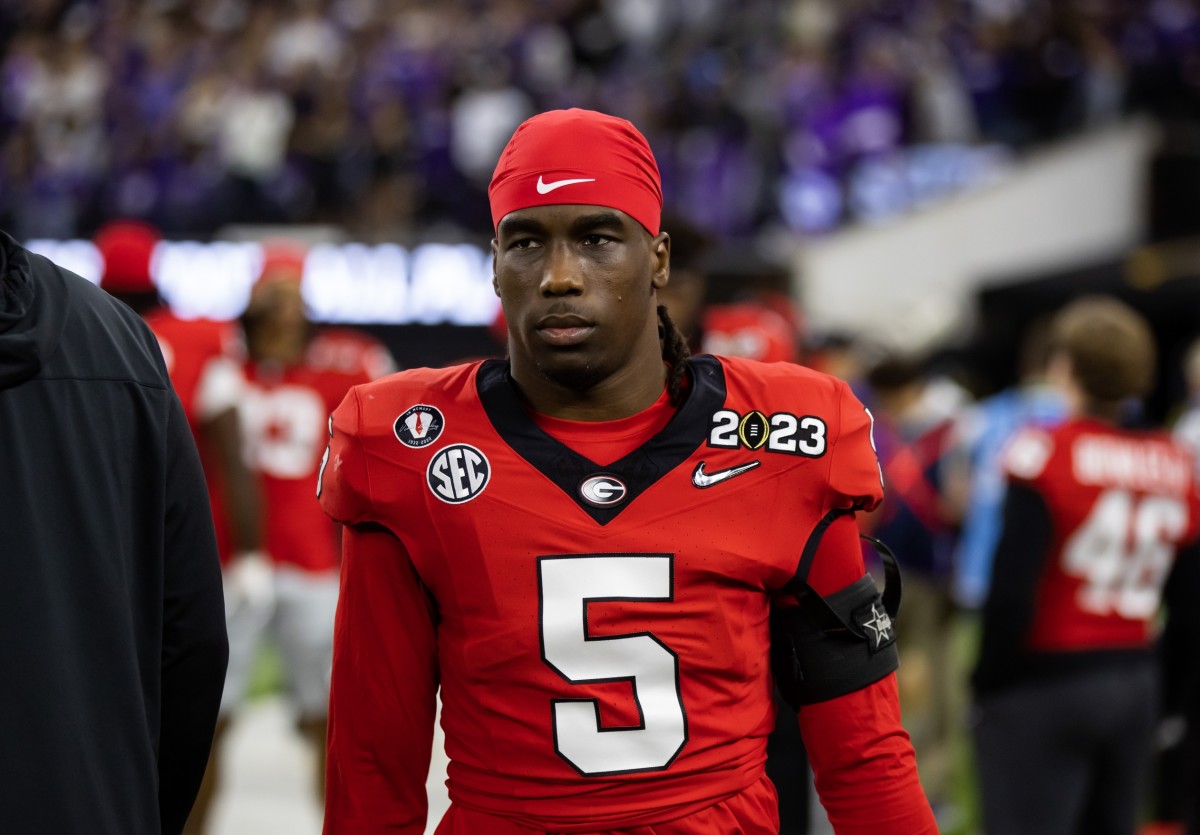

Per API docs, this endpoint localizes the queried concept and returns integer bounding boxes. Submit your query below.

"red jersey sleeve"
[1000,426,1055,487]
[827,381,884,513]
[792,514,937,833]
[804,379,881,595]
[324,523,439,834]
[319,388,375,526]
[799,676,938,835]
[805,513,867,596]
[794,384,937,833]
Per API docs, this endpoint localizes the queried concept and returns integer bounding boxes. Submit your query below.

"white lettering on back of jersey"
[1072,436,1191,495]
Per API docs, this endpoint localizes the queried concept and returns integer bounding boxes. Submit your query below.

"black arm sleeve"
[158,394,229,835]
[972,481,1053,695]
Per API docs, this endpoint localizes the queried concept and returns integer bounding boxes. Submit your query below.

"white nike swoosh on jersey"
[536,176,597,194]
[691,460,761,488]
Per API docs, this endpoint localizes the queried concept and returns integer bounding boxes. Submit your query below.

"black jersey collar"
[476,356,726,525]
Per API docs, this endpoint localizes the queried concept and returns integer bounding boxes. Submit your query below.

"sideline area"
[208,695,451,835]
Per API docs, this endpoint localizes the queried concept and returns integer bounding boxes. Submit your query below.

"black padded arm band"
[771,572,899,707]
[770,519,903,708]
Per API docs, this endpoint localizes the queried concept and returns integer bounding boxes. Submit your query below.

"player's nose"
[539,243,584,297]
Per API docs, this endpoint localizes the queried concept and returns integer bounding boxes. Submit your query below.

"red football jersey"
[143,309,245,558]
[307,327,398,381]
[143,310,243,430]
[1004,417,1200,652]
[318,356,933,833]
[243,346,373,573]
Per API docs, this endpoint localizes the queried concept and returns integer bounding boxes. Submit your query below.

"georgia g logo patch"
[427,444,490,504]
[394,404,445,448]
[579,474,628,507]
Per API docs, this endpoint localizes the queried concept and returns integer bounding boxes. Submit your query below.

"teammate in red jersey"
[188,241,391,832]
[973,296,1200,835]
[319,109,936,834]
[95,220,263,573]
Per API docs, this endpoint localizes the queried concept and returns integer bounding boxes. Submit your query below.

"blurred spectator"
[702,301,801,363]
[213,58,295,224]
[972,295,1200,835]
[1164,334,1200,833]
[4,0,1198,242]
[1172,335,1200,472]
[803,330,877,398]
[862,351,966,822]
[942,318,1068,610]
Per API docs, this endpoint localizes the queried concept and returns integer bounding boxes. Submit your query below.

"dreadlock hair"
[658,304,692,406]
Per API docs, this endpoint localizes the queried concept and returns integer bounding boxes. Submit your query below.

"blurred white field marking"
[210,695,451,835]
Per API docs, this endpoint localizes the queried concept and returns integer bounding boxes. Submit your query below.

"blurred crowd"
[4,0,1200,243]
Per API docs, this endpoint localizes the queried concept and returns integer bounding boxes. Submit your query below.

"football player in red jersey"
[972,296,1200,835]
[189,241,392,833]
[319,109,936,834]
[95,219,264,582]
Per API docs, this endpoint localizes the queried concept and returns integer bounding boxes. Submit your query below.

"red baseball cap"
[94,220,159,294]
[488,109,662,235]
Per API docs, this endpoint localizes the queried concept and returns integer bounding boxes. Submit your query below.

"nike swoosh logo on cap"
[536,175,597,194]
[691,460,761,489]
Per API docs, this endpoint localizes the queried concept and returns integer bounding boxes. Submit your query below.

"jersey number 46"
[1063,489,1186,620]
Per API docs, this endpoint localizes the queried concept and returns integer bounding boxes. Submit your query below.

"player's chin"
[534,352,608,392]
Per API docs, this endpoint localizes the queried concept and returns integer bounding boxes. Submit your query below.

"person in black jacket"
[0,230,228,834]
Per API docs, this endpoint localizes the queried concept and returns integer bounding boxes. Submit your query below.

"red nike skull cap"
[489,109,662,236]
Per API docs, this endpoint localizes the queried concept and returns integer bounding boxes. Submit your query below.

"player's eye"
[581,234,612,246]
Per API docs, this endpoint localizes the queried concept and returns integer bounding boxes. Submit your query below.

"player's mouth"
[536,314,595,347]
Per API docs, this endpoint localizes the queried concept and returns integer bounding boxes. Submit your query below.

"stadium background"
[5,1,1200,833]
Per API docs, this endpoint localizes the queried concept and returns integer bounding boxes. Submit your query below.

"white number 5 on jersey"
[538,554,688,776]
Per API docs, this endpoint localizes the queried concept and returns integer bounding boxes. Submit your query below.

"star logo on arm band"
[862,603,894,649]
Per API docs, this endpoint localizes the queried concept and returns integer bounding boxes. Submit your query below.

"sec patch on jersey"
[427,444,490,504]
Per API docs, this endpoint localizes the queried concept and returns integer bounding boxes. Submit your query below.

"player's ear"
[491,239,500,297]
[651,231,670,291]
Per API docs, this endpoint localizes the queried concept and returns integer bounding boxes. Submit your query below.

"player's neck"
[251,329,306,366]
[1077,400,1124,424]
[514,356,669,422]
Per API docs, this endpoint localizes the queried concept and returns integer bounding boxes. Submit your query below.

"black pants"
[973,662,1158,835]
